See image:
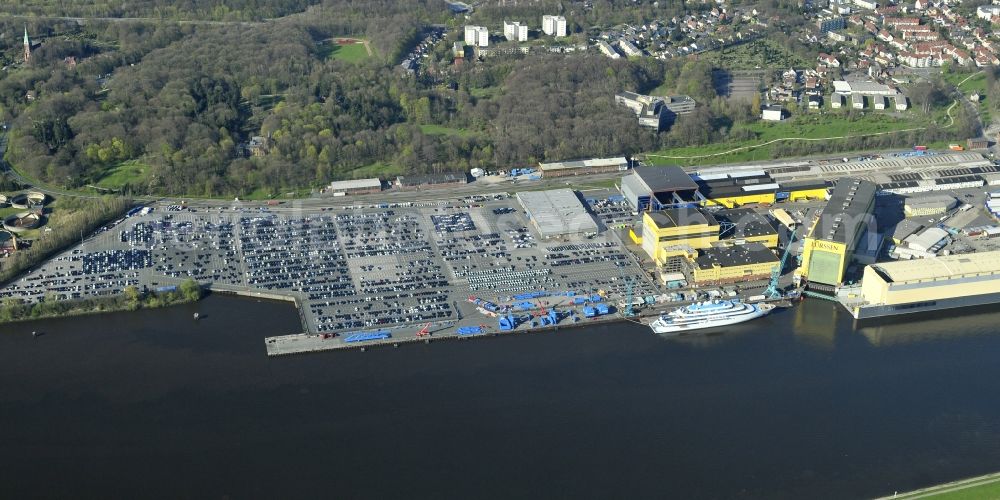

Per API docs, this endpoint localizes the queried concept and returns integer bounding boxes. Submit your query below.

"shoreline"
[0,289,202,326]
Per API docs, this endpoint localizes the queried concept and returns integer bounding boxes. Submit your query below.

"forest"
[0,0,978,198]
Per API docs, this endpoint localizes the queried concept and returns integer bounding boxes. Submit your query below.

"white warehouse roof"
[327,178,382,191]
[515,189,599,238]
[905,227,950,253]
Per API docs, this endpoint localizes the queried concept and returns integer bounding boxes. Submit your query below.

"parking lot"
[1,196,659,340]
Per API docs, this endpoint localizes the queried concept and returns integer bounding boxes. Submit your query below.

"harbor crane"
[765,229,797,299]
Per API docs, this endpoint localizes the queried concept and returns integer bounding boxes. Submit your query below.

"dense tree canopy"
[0,1,968,198]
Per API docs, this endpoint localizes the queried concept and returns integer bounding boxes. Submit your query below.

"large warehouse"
[798,178,877,287]
[326,178,383,195]
[852,250,1000,319]
[538,157,630,178]
[621,166,700,212]
[693,170,780,208]
[515,189,598,239]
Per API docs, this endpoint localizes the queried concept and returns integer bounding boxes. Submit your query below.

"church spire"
[23,26,31,62]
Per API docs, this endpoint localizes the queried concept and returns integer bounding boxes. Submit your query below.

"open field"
[646,112,932,165]
[876,472,1000,500]
[419,124,476,138]
[328,42,370,62]
[942,70,992,128]
[469,86,502,99]
[349,162,403,179]
[94,160,148,189]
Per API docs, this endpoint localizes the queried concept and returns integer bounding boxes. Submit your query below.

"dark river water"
[2,295,1000,499]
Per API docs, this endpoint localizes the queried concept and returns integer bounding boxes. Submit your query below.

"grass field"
[0,206,24,219]
[327,42,370,63]
[645,111,930,165]
[94,159,148,189]
[880,472,1000,500]
[419,124,476,138]
[943,70,986,93]
[924,481,1000,500]
[941,71,992,126]
[348,162,403,179]
[469,86,502,99]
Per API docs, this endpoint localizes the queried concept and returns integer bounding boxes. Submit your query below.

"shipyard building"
[852,250,1000,319]
[713,208,780,248]
[636,205,782,282]
[622,166,830,213]
[621,166,700,212]
[639,207,718,264]
[798,178,877,287]
[692,242,779,284]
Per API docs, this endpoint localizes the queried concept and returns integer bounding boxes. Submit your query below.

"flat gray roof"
[631,166,699,193]
[515,189,598,237]
[811,178,877,244]
[695,242,777,270]
[647,207,717,228]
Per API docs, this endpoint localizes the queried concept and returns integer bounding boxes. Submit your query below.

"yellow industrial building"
[781,181,830,202]
[853,250,1000,319]
[640,208,719,265]
[690,243,779,284]
[693,174,828,209]
[702,190,776,209]
[798,178,877,287]
[639,206,783,266]
[859,251,1000,305]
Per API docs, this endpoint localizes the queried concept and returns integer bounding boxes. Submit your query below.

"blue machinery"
[765,229,797,299]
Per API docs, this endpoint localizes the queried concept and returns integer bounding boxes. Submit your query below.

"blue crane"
[765,229,797,299]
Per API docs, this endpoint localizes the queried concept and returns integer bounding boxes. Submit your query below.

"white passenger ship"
[649,299,775,334]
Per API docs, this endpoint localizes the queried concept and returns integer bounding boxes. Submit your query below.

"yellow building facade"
[859,251,1000,306]
[701,192,776,209]
[690,243,779,284]
[786,187,829,202]
[640,209,720,265]
[692,258,776,283]
[798,237,849,286]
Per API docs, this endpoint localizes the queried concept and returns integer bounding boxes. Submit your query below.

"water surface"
[2,296,1000,499]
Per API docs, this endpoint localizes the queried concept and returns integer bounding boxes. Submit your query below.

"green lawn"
[418,124,476,137]
[348,161,403,179]
[645,111,930,165]
[328,42,370,63]
[884,472,1000,500]
[94,160,148,189]
[469,86,502,99]
[0,206,25,219]
[924,480,1000,500]
[239,186,315,201]
[942,70,986,94]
